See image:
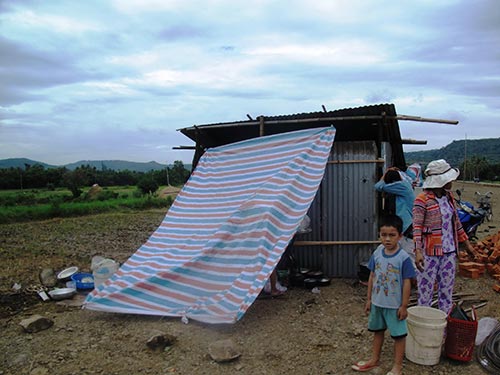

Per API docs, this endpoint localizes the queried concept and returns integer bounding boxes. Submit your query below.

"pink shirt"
[436,195,456,254]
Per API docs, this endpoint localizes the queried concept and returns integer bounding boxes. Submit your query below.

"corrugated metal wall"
[291,141,382,277]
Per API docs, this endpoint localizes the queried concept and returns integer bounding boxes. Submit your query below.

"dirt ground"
[1,182,500,375]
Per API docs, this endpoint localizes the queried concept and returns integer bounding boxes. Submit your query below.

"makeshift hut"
[84,103,457,324]
[177,103,458,278]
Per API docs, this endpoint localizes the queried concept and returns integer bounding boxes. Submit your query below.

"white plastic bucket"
[406,306,447,366]
[92,259,119,287]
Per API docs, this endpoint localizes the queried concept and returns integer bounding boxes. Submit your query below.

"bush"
[95,190,119,201]
[137,176,159,195]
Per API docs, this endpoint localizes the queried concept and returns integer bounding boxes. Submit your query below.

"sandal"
[271,290,286,297]
[351,360,380,372]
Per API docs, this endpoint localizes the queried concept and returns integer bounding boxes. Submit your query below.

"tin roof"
[178,103,406,168]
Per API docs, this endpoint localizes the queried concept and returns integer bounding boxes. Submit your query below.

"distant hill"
[0,158,191,172]
[405,138,500,166]
[63,160,169,172]
[0,158,57,169]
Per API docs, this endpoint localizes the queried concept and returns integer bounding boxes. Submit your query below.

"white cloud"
[0,0,499,165]
[3,9,99,34]
[110,0,187,14]
[247,40,386,66]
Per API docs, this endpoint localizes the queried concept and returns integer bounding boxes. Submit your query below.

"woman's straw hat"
[423,159,460,189]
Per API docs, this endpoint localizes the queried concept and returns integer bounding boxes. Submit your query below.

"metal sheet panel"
[292,141,382,277]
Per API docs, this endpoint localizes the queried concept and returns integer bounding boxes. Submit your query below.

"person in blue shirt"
[374,168,415,234]
[374,167,416,265]
[352,215,416,375]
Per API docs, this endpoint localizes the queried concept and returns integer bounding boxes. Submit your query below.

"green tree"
[137,174,159,195]
[63,169,88,198]
[460,156,491,181]
[170,160,190,185]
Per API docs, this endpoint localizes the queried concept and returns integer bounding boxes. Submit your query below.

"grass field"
[0,185,175,224]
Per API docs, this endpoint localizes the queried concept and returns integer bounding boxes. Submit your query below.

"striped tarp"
[84,127,335,323]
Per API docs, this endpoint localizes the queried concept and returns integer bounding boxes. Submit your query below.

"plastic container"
[406,306,447,365]
[92,258,119,287]
[71,272,95,290]
[444,307,478,362]
[57,266,79,281]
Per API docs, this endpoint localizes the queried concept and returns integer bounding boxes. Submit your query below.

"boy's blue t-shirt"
[368,244,416,309]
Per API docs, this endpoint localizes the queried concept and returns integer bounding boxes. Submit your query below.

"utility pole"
[166,162,170,186]
[463,133,467,182]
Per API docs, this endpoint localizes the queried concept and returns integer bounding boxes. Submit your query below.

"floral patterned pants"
[417,252,456,314]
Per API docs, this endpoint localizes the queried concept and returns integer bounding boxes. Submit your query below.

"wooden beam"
[294,240,380,246]
[401,138,427,145]
[396,114,459,125]
[246,114,253,120]
[173,146,196,150]
[179,114,458,132]
[259,115,265,136]
[327,159,386,164]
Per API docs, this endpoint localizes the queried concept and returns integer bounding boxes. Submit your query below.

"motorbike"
[455,189,487,240]
[475,191,493,222]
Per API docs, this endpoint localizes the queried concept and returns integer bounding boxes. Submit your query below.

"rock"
[208,339,241,363]
[30,367,50,375]
[39,268,57,287]
[55,294,86,307]
[11,353,30,367]
[352,327,365,337]
[19,315,54,333]
[146,333,177,351]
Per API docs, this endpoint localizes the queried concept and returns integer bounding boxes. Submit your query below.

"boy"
[352,215,416,375]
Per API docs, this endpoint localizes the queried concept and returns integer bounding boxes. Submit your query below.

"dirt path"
[0,182,499,375]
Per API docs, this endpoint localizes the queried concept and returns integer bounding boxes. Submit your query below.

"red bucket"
[444,306,478,362]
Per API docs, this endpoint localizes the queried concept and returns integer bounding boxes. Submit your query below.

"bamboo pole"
[396,114,459,125]
[327,159,385,164]
[180,113,459,131]
[293,240,380,246]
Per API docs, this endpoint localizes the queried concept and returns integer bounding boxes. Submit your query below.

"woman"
[413,159,477,314]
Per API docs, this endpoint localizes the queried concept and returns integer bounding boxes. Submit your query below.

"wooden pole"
[181,114,460,131]
[293,240,380,246]
[396,115,459,125]
[327,159,385,165]
[259,116,264,137]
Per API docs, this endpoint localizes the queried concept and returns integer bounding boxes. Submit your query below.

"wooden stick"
[294,240,381,246]
[396,114,459,125]
[327,159,386,164]
[464,302,487,313]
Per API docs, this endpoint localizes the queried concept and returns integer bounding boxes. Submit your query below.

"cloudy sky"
[1,0,499,166]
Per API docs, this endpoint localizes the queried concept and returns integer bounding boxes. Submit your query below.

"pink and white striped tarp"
[84,127,335,323]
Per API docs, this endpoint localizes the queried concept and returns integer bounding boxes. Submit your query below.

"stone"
[146,333,177,351]
[208,339,241,363]
[39,268,57,287]
[30,367,50,375]
[11,353,30,367]
[19,315,54,333]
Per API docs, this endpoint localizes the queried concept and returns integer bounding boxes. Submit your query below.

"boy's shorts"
[368,305,407,339]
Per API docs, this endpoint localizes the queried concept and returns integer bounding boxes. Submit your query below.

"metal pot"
[303,278,318,289]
